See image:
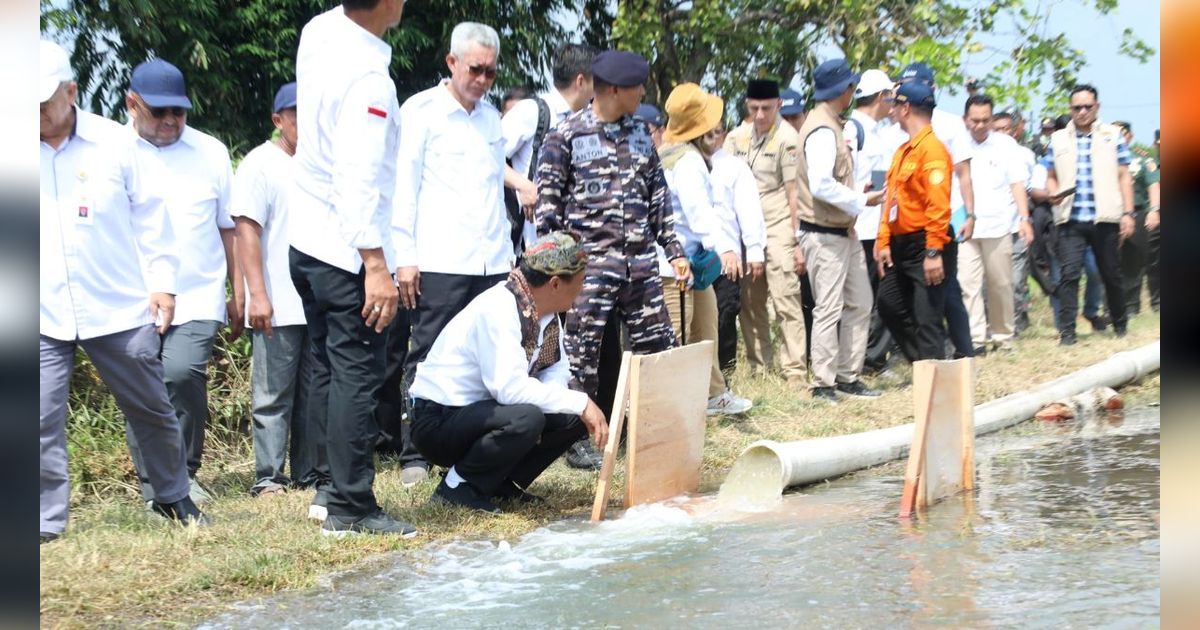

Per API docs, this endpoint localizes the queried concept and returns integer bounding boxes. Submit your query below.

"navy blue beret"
[591,50,650,87]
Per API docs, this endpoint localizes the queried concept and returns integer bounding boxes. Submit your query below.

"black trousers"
[711,274,742,373]
[877,233,959,360]
[289,247,386,517]
[861,239,899,370]
[1147,223,1160,310]
[1054,221,1127,336]
[401,271,508,466]
[410,398,586,497]
[801,273,815,368]
[595,314,625,420]
[374,310,421,466]
[1120,208,1150,314]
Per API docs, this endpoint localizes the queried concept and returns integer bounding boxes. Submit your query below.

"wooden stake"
[900,361,936,518]
[960,359,976,491]
[590,351,633,522]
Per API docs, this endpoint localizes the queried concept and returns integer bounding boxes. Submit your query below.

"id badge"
[888,200,898,224]
[75,196,94,226]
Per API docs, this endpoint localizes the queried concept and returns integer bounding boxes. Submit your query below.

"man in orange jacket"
[875,81,959,360]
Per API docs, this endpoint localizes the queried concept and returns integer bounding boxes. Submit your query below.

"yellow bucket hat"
[662,82,724,144]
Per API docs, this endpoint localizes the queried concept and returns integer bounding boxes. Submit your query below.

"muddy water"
[201,408,1159,629]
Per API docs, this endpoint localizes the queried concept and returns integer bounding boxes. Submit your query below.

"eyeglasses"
[1070,103,1096,112]
[882,97,896,103]
[467,64,498,80]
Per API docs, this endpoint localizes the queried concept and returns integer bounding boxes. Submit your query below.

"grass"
[40,299,1160,629]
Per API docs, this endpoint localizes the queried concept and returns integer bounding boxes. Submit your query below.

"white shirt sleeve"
[804,128,865,215]
[731,160,767,263]
[477,309,589,415]
[502,98,536,160]
[392,97,426,268]
[126,143,178,295]
[1008,145,1031,187]
[674,154,739,255]
[330,73,395,253]
[1030,163,1048,190]
[230,152,270,225]
[214,146,235,230]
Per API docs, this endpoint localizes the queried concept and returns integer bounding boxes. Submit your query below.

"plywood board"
[624,341,713,507]
[900,359,975,517]
[590,351,633,522]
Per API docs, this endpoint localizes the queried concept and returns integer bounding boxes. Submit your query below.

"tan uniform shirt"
[723,119,799,228]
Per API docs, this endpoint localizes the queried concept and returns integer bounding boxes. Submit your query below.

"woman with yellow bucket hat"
[656,83,753,416]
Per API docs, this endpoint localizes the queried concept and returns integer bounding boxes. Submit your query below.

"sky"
[941,0,1161,144]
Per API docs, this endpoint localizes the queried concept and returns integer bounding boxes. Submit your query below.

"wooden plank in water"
[624,341,713,508]
[590,351,633,522]
[900,359,975,517]
[899,360,936,518]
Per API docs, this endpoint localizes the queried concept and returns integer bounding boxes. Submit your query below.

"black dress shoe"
[972,345,988,357]
[493,480,546,506]
[835,380,882,398]
[1113,324,1128,338]
[811,387,839,404]
[563,438,603,470]
[40,531,59,544]
[429,479,501,514]
[1085,314,1110,332]
[151,496,210,526]
[321,510,418,537]
[1060,332,1078,346]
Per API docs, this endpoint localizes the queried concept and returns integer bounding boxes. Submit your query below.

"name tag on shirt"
[76,196,94,226]
[572,134,605,163]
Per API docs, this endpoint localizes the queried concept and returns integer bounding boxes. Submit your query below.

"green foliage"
[613,0,1154,125]
[41,0,605,158]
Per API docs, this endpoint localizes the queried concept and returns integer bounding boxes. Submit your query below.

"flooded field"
[201,407,1159,629]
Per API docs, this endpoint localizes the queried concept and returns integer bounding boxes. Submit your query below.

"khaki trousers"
[957,235,1015,345]
[798,231,872,388]
[737,216,809,380]
[662,281,725,398]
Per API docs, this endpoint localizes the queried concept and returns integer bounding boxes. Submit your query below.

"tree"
[40,0,601,156]
[612,0,1154,124]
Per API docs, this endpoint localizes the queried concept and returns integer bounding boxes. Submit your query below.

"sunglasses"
[1070,103,1096,112]
[467,64,498,80]
[136,99,187,119]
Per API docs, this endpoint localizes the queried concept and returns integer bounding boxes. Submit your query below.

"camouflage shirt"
[535,106,685,280]
[1129,152,1160,210]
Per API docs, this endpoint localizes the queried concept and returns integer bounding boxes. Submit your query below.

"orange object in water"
[1035,402,1076,421]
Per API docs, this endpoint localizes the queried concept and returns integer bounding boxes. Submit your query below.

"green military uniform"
[723,119,808,382]
[1121,150,1160,313]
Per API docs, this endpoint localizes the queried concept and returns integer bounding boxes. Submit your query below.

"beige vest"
[795,101,856,229]
[1049,121,1124,224]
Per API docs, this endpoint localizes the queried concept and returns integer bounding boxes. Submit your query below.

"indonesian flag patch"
[367,106,387,119]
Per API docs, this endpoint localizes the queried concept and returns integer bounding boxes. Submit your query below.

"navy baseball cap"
[899,62,935,86]
[273,82,297,113]
[780,89,805,116]
[812,58,860,101]
[634,103,665,127]
[130,58,192,109]
[894,80,936,108]
[591,50,650,87]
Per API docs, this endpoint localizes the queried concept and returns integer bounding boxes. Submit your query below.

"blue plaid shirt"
[1071,130,1132,222]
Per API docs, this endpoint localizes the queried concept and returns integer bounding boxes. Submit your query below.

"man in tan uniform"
[723,79,808,387]
[795,59,884,403]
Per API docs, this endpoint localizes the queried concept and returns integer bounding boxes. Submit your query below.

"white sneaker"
[308,503,328,522]
[400,466,428,488]
[706,390,753,416]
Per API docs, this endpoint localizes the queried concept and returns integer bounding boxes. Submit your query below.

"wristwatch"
[925,248,941,259]
[1019,216,1032,223]
[965,213,977,220]
[1122,211,1135,218]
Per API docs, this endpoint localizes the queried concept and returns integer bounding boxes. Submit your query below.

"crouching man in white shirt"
[408,232,609,513]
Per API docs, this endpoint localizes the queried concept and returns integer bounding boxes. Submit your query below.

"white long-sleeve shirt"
[804,127,865,216]
[845,110,897,240]
[503,90,574,246]
[393,81,513,275]
[41,108,178,341]
[291,6,400,273]
[657,149,740,277]
[131,124,233,326]
[710,149,766,263]
[408,282,588,415]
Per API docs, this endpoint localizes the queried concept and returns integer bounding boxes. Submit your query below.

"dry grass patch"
[41,301,1159,628]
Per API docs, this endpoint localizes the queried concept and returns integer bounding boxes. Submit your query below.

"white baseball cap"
[855,69,894,99]
[41,40,73,103]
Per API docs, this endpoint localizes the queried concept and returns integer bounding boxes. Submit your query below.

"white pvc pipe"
[717,342,1159,503]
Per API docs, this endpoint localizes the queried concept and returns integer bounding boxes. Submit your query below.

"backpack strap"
[847,117,865,152]
[527,96,551,180]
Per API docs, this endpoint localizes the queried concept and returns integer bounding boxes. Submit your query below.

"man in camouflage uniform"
[1114,121,1160,314]
[536,49,691,420]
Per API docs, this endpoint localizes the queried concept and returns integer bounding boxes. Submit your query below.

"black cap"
[895,81,935,108]
[591,50,650,87]
[634,103,665,127]
[746,79,780,100]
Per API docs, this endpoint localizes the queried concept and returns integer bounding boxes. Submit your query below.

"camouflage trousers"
[564,268,678,397]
